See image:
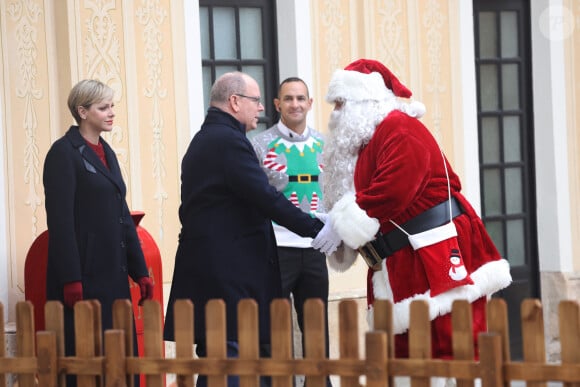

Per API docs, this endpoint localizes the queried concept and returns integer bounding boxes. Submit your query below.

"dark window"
[474,0,538,359]
[199,0,278,132]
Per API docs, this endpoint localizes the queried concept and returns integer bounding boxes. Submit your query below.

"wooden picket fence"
[1,297,580,387]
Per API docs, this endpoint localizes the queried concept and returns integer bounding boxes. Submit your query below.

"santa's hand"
[312,217,342,255]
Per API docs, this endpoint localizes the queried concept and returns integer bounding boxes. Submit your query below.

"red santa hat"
[326,58,426,118]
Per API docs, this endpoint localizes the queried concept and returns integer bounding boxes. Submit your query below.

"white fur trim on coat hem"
[371,258,512,334]
[329,192,380,249]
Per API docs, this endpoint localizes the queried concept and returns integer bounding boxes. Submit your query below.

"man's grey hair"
[210,72,247,105]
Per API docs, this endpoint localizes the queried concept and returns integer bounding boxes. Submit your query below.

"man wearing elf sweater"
[251,77,332,375]
[320,59,512,363]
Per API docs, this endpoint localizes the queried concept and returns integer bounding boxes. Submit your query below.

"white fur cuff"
[329,192,380,249]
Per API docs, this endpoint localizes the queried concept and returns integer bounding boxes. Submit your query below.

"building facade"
[1,0,579,361]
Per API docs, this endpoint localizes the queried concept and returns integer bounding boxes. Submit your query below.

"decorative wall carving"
[423,0,445,142]
[8,0,43,237]
[83,0,128,180]
[321,0,345,73]
[377,0,406,79]
[136,0,168,238]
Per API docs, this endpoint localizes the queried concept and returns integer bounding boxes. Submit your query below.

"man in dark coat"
[163,72,341,387]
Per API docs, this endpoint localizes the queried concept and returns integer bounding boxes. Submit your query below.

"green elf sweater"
[250,122,325,247]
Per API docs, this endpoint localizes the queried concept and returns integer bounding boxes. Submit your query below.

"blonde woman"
[43,79,153,386]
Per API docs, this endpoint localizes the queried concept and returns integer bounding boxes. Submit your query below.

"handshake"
[311,213,342,255]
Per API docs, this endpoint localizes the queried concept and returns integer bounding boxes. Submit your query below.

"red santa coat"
[331,110,511,359]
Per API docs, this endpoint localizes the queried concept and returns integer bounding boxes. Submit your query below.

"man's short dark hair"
[278,77,309,98]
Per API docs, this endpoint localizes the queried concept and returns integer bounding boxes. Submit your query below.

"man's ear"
[229,95,241,113]
[273,98,280,112]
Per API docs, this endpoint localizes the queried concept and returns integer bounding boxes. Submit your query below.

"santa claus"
[321,58,512,359]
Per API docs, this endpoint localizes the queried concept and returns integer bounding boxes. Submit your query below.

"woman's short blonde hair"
[67,79,114,124]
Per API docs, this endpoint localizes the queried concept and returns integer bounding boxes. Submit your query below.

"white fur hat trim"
[326,69,426,119]
[326,70,391,103]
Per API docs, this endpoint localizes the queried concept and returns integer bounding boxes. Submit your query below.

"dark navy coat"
[163,108,323,344]
[43,126,149,355]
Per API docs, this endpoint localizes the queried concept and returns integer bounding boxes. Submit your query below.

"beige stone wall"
[310,0,462,165]
[1,0,56,308]
[565,0,580,272]
[540,1,580,362]
[540,271,580,362]
[0,0,187,319]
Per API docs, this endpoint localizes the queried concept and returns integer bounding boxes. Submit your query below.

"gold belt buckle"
[297,174,311,183]
[358,242,383,271]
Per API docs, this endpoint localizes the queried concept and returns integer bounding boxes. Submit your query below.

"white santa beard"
[322,100,392,210]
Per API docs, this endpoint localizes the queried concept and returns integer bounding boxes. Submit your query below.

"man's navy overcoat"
[163,108,323,344]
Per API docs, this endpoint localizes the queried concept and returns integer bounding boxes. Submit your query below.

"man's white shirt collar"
[277,121,310,141]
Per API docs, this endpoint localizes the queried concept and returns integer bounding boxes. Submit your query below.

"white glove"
[313,212,329,222]
[311,215,342,255]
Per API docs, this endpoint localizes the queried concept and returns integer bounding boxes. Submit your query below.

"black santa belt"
[358,197,464,269]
